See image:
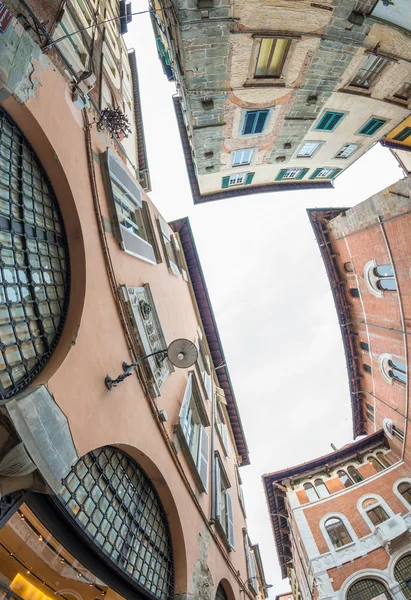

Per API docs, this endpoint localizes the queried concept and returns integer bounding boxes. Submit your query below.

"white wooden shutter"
[196,425,209,493]
[120,225,156,263]
[179,374,193,442]
[222,424,230,457]
[239,485,246,517]
[245,536,257,591]
[107,150,141,208]
[158,215,180,276]
[225,491,235,549]
[215,458,222,521]
[203,371,212,400]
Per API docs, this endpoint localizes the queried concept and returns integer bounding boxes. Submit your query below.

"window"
[380,354,407,385]
[324,517,352,549]
[364,363,372,374]
[365,402,375,423]
[216,401,230,457]
[195,333,212,399]
[364,260,396,297]
[221,172,255,188]
[309,167,341,180]
[393,126,411,142]
[255,38,290,78]
[304,482,319,502]
[244,533,258,594]
[362,497,389,526]
[315,478,330,498]
[236,467,247,517]
[296,141,322,157]
[0,106,69,399]
[344,262,354,273]
[394,554,411,600]
[232,149,253,166]
[376,452,391,467]
[351,55,389,88]
[103,150,159,264]
[358,117,387,136]
[368,456,384,472]
[347,578,391,600]
[393,424,405,442]
[315,111,344,131]
[242,110,269,135]
[398,482,411,505]
[350,288,360,298]
[338,470,353,488]
[275,168,308,181]
[394,82,411,101]
[215,457,235,548]
[335,143,359,159]
[176,373,210,492]
[60,447,174,600]
[375,264,396,290]
[157,215,181,276]
[347,465,363,483]
[360,342,369,352]
[366,409,375,422]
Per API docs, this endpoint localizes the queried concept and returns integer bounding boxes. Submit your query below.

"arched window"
[368,456,384,472]
[360,341,369,352]
[364,363,372,374]
[216,584,228,600]
[394,553,411,599]
[337,470,353,488]
[347,466,363,483]
[375,264,396,291]
[324,517,352,549]
[59,447,174,600]
[314,478,330,498]
[350,288,360,298]
[0,107,69,399]
[376,452,391,468]
[347,578,392,599]
[304,482,318,502]
[398,482,411,506]
[380,353,407,385]
[364,260,396,298]
[361,498,389,526]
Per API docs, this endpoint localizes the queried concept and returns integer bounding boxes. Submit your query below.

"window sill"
[335,541,356,552]
[244,78,285,88]
[339,86,372,98]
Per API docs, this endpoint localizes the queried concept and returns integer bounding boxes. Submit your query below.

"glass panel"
[368,505,389,525]
[283,168,300,179]
[376,452,391,467]
[375,264,394,277]
[325,517,352,548]
[304,483,318,502]
[336,143,359,158]
[229,173,245,186]
[347,466,363,483]
[394,82,411,100]
[337,470,353,488]
[255,39,273,76]
[314,478,330,498]
[399,483,411,505]
[297,141,320,157]
[347,578,391,600]
[267,39,289,77]
[351,55,388,88]
[369,457,384,472]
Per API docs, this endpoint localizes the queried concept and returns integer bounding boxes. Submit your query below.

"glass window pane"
[325,517,352,548]
[255,39,273,76]
[297,142,320,157]
[338,470,353,488]
[399,483,411,504]
[369,457,384,472]
[267,39,289,77]
[376,452,391,468]
[347,466,363,483]
[314,479,330,498]
[304,483,318,502]
[368,505,389,525]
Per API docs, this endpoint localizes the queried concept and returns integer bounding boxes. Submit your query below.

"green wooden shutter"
[309,168,322,180]
[275,169,288,181]
[244,172,255,185]
[296,168,309,180]
[331,168,342,179]
[221,176,230,188]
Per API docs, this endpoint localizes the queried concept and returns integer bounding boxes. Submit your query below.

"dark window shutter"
[331,168,342,179]
[245,172,255,185]
[221,176,230,188]
[255,110,268,133]
[296,168,309,180]
[309,168,322,180]
[275,169,288,181]
[243,112,255,135]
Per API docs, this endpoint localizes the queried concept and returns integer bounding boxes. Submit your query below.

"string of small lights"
[0,510,108,597]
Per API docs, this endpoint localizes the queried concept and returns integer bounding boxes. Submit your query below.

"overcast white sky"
[126,7,403,596]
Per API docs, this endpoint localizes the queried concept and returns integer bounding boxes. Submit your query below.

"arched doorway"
[0,106,70,399]
[394,553,411,598]
[216,583,228,600]
[347,578,392,599]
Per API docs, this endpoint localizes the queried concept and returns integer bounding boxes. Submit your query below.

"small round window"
[0,107,69,398]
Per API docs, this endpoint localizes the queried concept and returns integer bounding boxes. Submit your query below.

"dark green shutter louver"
[359,117,386,136]
[275,169,288,181]
[330,168,342,179]
[316,111,344,131]
[245,172,255,185]
[221,176,230,188]
[310,168,322,180]
[296,168,309,180]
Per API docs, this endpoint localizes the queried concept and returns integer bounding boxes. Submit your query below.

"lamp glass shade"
[167,339,198,368]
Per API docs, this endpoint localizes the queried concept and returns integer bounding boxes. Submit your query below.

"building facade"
[264,176,411,599]
[0,3,265,600]
[151,0,411,203]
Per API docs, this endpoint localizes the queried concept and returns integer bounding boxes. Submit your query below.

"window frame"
[357,117,387,136]
[359,495,393,530]
[394,479,411,510]
[320,513,357,555]
[216,400,230,457]
[394,82,411,101]
[157,215,181,277]
[175,372,210,493]
[379,353,407,386]
[337,470,353,488]
[309,167,342,180]
[243,530,259,594]
[364,259,396,298]
[350,54,389,89]
[393,126,411,142]
[215,454,235,549]
[275,167,309,181]
[296,140,323,158]
[253,37,291,79]
[231,148,254,167]
[335,143,360,159]
[241,110,270,136]
[314,110,345,132]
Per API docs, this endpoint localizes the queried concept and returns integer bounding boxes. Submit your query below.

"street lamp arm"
[105,349,167,390]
